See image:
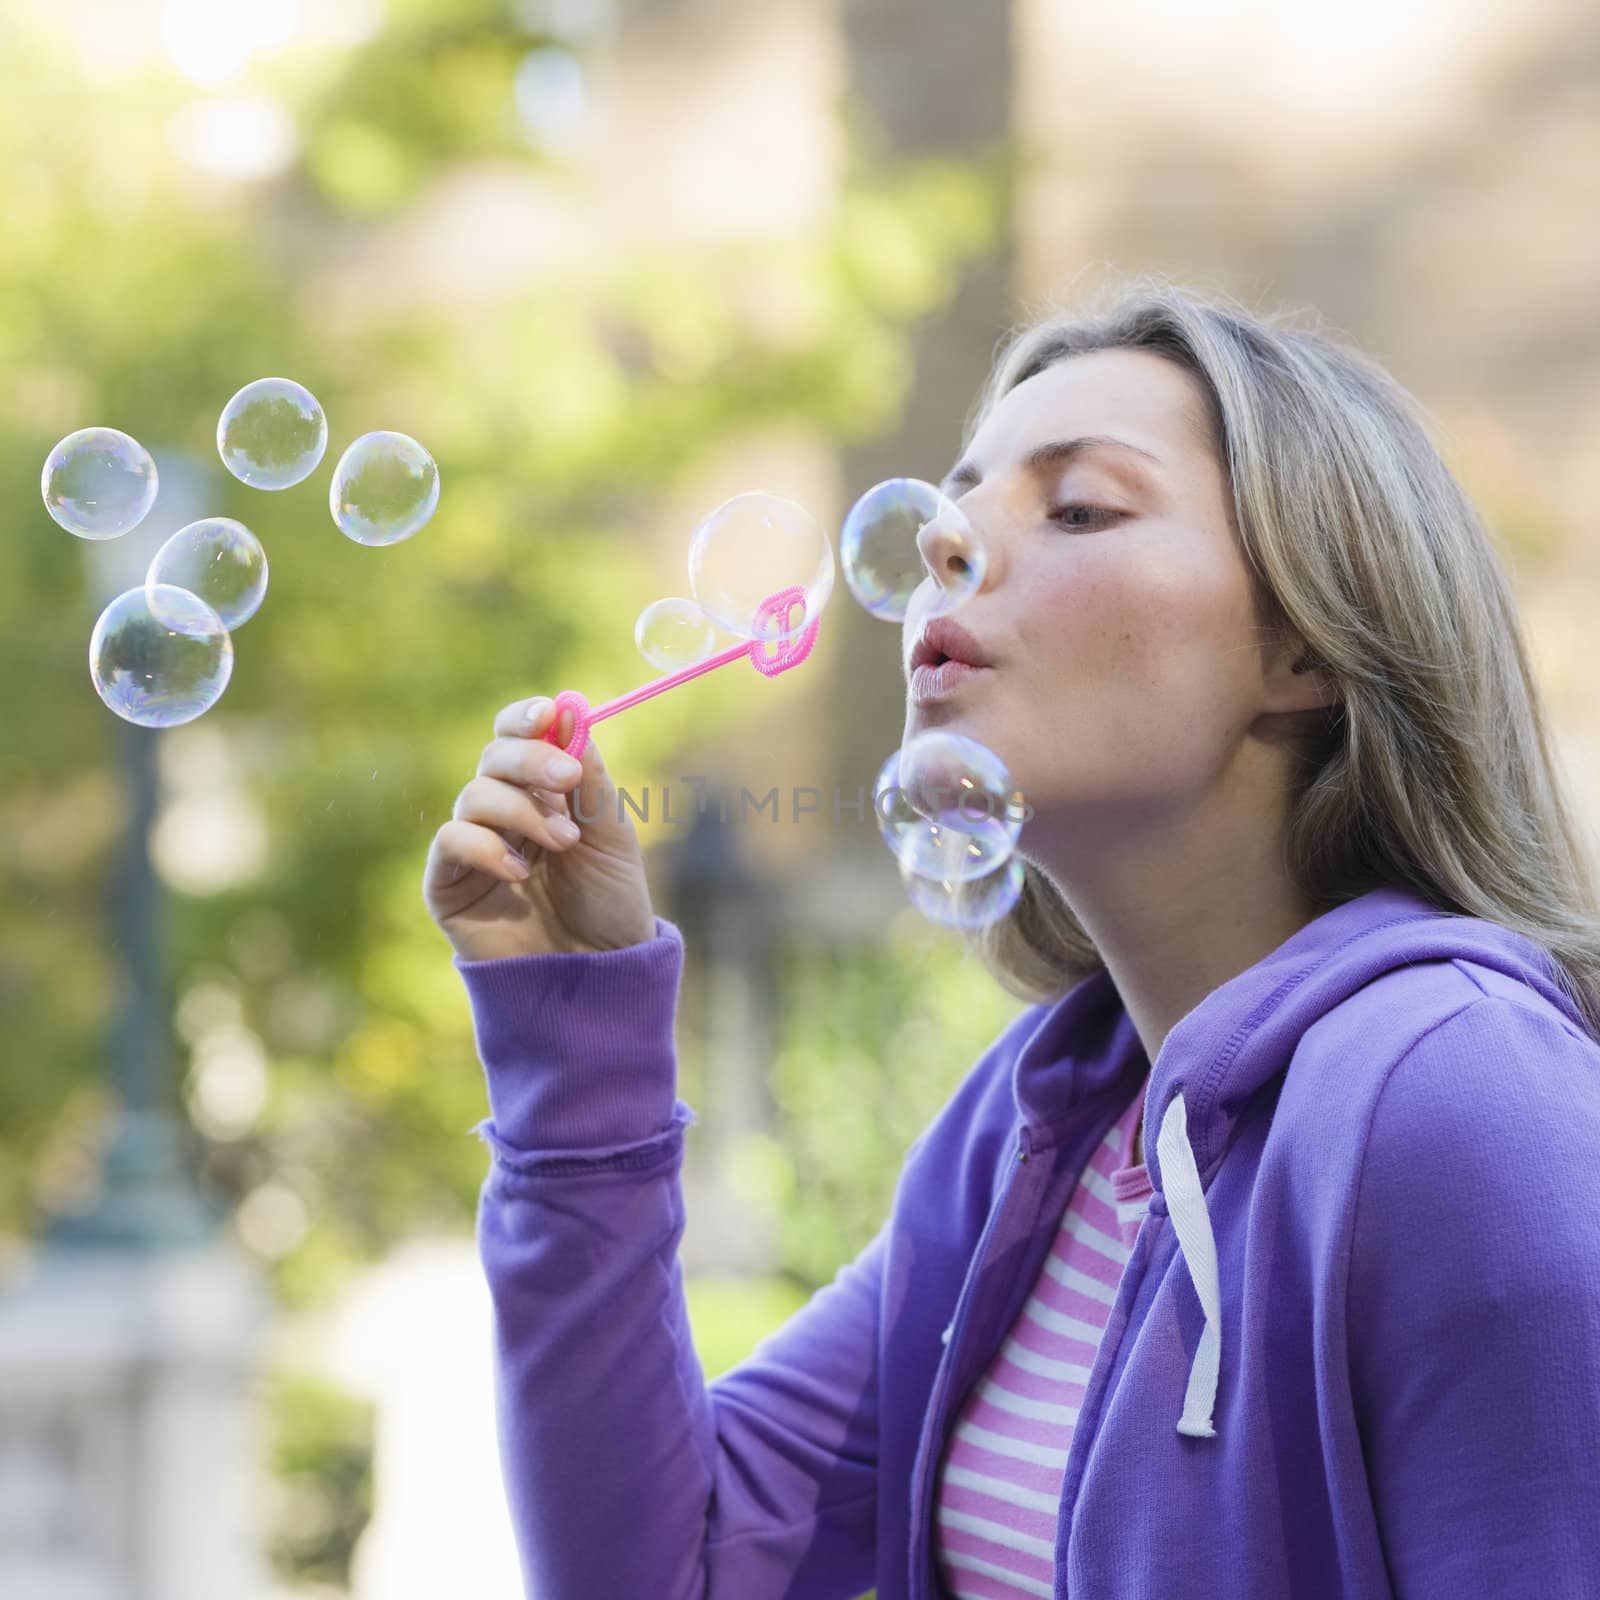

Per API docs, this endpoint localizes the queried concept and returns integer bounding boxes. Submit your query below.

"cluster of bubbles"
[45,378,440,728]
[629,468,1020,931]
[840,475,1026,931]
[872,730,1027,930]
[51,373,1012,927]
[630,490,836,673]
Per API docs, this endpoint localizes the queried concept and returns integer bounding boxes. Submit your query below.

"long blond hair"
[960,271,1600,1040]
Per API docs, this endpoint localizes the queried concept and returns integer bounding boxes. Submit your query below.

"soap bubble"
[841,477,984,623]
[89,584,233,728]
[217,378,328,489]
[875,743,1017,883]
[688,491,833,643]
[898,726,1025,846]
[146,518,268,630]
[41,427,159,539]
[635,597,718,672]
[330,431,440,545]
[900,852,1025,930]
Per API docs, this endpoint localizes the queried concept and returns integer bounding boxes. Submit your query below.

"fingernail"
[521,700,548,732]
[503,850,531,878]
[552,817,580,844]
[549,753,582,782]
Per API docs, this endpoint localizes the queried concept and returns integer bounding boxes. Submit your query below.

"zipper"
[909,1123,1044,1599]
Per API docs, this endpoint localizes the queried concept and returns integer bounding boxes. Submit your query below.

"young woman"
[423,275,1600,1599]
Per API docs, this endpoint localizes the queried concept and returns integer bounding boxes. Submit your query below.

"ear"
[1251,590,1340,713]
[1268,638,1341,712]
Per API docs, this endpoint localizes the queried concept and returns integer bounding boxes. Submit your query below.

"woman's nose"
[916,501,993,605]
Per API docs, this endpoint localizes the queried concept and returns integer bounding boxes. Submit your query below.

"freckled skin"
[903,350,1288,847]
[901,348,1339,1063]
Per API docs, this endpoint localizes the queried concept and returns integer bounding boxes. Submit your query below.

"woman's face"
[901,347,1299,858]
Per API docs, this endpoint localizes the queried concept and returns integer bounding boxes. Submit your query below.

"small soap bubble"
[687,490,833,643]
[899,727,1025,848]
[217,377,328,490]
[330,430,440,545]
[900,851,1025,930]
[89,584,233,728]
[41,427,159,540]
[841,477,984,623]
[146,518,268,630]
[635,597,718,672]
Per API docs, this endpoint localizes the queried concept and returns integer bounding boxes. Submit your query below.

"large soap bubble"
[42,427,159,540]
[687,491,833,644]
[874,743,1009,883]
[89,584,233,728]
[841,477,984,623]
[635,597,718,672]
[330,431,440,545]
[217,377,328,490]
[146,517,268,630]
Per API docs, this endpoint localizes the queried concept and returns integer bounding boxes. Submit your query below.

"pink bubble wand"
[541,586,821,760]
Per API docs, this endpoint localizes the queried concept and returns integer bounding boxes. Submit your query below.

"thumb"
[557,715,637,853]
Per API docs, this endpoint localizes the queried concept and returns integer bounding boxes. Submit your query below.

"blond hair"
[959,271,1600,1039]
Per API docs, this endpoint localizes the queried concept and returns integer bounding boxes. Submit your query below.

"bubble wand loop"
[541,585,821,760]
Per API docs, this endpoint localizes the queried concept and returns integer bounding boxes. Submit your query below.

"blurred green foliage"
[261,1367,375,1589]
[0,8,1006,1296]
[739,910,1025,1290]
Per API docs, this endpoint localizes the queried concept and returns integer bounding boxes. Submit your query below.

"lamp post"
[48,449,218,1249]
[0,448,269,1600]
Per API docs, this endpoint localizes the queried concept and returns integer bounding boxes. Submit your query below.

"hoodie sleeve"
[1346,994,1600,1599]
[455,916,884,1600]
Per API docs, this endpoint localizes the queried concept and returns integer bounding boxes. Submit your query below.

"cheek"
[1018,547,1253,746]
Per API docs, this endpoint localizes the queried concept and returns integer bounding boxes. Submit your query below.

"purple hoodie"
[455,884,1600,1598]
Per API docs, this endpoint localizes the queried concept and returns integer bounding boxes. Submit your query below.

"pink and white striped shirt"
[933,1075,1153,1598]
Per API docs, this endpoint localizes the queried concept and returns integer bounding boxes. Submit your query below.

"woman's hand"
[423,695,657,962]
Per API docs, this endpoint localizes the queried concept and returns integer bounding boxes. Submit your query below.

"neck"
[1030,749,1318,1071]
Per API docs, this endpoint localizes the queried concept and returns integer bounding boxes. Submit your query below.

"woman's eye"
[1048,503,1118,530]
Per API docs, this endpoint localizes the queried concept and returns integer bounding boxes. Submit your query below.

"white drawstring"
[1155,1090,1221,1439]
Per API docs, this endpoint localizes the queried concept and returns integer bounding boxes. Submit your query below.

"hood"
[1004,884,1584,1440]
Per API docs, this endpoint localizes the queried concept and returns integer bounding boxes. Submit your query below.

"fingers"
[493,695,578,748]
[452,775,581,852]
[477,732,585,793]
[484,693,633,851]
[426,818,536,885]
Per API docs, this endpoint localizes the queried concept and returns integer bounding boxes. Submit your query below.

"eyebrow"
[941,434,1165,494]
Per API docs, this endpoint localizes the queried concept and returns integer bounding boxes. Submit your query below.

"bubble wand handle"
[540,585,821,760]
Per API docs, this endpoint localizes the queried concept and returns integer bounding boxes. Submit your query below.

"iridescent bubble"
[635,597,718,672]
[41,427,159,540]
[330,431,440,546]
[873,744,1007,883]
[217,377,328,490]
[840,477,984,623]
[89,584,233,728]
[900,851,1026,930]
[146,518,268,630]
[687,490,833,643]
[898,728,1025,856]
